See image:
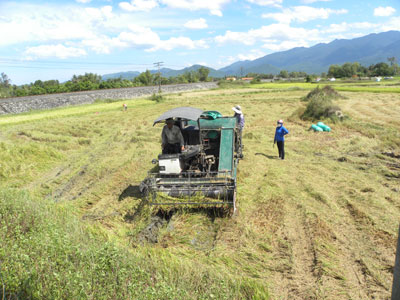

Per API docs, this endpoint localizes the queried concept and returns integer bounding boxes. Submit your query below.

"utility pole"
[154,61,164,93]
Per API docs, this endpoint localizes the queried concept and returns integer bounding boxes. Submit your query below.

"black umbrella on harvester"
[153,107,204,126]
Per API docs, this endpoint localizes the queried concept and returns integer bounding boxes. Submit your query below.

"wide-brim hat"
[232,105,242,114]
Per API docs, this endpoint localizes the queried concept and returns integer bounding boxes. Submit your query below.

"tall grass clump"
[301,85,343,102]
[0,189,267,300]
[301,86,344,121]
[149,93,164,103]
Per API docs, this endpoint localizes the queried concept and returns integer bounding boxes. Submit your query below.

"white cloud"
[215,23,320,46]
[148,36,208,51]
[119,0,158,12]
[24,44,87,59]
[0,4,117,47]
[379,16,400,31]
[262,40,309,51]
[262,6,347,24]
[0,2,210,56]
[184,18,208,29]
[301,0,330,3]
[237,49,265,61]
[216,56,237,67]
[324,21,379,34]
[374,6,396,17]
[261,12,291,24]
[118,25,161,47]
[195,61,209,66]
[85,6,114,20]
[246,0,282,7]
[76,0,92,3]
[322,17,400,39]
[215,31,248,45]
[81,36,128,54]
[160,0,230,16]
[324,22,348,33]
[351,22,377,30]
[81,24,208,53]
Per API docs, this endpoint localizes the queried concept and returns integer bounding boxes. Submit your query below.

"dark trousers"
[277,141,285,159]
[235,128,243,154]
[162,143,181,154]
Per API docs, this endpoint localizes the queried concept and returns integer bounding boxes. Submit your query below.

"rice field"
[1,83,399,299]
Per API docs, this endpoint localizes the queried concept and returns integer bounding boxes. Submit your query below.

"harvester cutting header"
[139,106,243,214]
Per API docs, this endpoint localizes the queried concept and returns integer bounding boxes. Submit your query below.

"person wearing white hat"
[232,105,245,130]
[232,105,245,158]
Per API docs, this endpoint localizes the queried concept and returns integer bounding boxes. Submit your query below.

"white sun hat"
[232,105,242,114]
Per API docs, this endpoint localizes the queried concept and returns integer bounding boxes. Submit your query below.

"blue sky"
[1,0,399,84]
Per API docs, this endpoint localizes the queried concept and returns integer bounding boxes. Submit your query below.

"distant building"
[241,77,254,82]
[329,77,336,82]
[226,77,236,81]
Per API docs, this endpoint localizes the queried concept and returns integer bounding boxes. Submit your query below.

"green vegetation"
[328,60,400,78]
[0,67,213,99]
[301,86,343,121]
[2,59,399,99]
[149,93,164,102]
[1,189,264,299]
[1,81,399,299]
[302,85,343,102]
[249,80,400,93]
[217,80,248,88]
[0,72,12,98]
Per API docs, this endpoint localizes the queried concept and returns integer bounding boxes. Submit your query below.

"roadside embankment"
[0,82,218,115]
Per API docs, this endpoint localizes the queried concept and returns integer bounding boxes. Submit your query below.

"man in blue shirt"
[274,119,289,160]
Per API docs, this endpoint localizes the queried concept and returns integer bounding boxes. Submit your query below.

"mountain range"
[102,30,400,80]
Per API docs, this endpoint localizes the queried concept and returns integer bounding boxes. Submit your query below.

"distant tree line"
[228,58,399,83]
[243,71,309,80]
[0,67,211,98]
[327,58,400,78]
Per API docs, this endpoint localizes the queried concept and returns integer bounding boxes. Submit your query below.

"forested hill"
[217,31,400,75]
[104,30,400,78]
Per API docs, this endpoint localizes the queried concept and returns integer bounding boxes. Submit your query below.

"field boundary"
[0,82,218,115]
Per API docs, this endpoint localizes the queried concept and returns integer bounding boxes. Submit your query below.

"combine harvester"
[140,107,243,215]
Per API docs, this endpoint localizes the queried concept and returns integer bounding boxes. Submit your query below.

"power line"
[0,57,187,68]
[1,64,119,70]
[0,63,153,70]
[0,57,154,66]
[1,60,186,71]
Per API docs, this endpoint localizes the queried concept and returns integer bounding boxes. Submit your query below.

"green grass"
[0,99,151,126]
[1,85,399,299]
[0,188,267,299]
[250,80,400,93]
[334,86,400,93]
